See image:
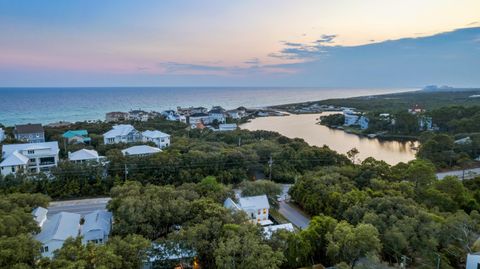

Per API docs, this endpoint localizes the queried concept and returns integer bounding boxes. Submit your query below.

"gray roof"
[238,195,270,210]
[35,212,81,243]
[103,124,136,138]
[32,207,48,225]
[81,210,112,237]
[14,123,44,134]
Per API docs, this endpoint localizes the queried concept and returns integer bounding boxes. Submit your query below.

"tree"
[347,148,360,165]
[108,181,198,239]
[326,221,381,268]
[214,224,284,269]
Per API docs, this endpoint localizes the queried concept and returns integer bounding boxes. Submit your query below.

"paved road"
[436,167,480,180]
[278,201,311,229]
[48,197,111,217]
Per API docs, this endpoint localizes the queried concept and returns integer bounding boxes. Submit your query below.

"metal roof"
[35,212,81,243]
[142,130,170,139]
[103,124,136,138]
[0,151,29,166]
[81,210,112,238]
[68,149,100,161]
[122,145,161,156]
[62,130,88,138]
[2,142,59,157]
[238,195,270,210]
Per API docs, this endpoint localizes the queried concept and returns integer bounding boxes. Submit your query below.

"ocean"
[0,87,412,126]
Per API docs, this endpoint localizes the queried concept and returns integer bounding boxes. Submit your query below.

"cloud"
[269,34,337,60]
[244,57,261,65]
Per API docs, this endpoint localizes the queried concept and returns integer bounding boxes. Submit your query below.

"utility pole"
[268,155,273,180]
[435,253,441,269]
[400,255,407,269]
[124,164,128,181]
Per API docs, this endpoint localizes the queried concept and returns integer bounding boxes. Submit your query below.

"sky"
[0,0,479,87]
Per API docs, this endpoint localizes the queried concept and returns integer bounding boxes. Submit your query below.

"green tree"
[326,221,381,268]
[214,224,284,269]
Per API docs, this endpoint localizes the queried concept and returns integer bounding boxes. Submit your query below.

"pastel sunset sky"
[1,0,479,87]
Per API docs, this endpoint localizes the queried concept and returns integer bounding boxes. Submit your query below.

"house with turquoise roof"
[62,130,91,144]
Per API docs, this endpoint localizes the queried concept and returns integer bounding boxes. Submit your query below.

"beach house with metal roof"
[68,149,105,164]
[122,145,162,157]
[142,130,171,148]
[224,194,271,226]
[103,124,141,144]
[81,210,112,245]
[62,130,91,144]
[35,212,81,258]
[0,141,59,175]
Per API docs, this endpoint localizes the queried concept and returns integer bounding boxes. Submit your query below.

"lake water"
[241,113,418,165]
[0,87,412,126]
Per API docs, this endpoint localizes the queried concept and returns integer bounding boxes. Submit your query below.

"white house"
[142,130,171,148]
[343,109,360,126]
[122,145,162,157]
[188,113,211,125]
[1,142,59,176]
[161,110,187,123]
[32,207,48,228]
[68,149,105,164]
[81,210,112,245]
[466,253,480,269]
[263,223,294,238]
[0,128,5,142]
[35,212,81,258]
[208,106,227,124]
[224,194,271,226]
[103,124,141,144]
[216,124,238,132]
[358,116,369,130]
[226,109,246,119]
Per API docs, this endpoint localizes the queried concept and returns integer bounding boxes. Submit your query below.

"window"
[40,246,49,253]
[263,208,267,214]
[27,150,35,154]
[258,209,261,215]
[11,167,15,173]
[30,158,36,163]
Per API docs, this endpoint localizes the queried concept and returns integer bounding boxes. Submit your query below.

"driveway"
[48,197,111,217]
[278,201,311,229]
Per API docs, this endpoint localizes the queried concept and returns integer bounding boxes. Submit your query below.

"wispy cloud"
[269,34,337,60]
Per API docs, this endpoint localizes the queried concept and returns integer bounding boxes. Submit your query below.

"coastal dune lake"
[241,113,418,165]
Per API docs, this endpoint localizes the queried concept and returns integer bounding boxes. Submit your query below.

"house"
[142,130,171,148]
[418,116,433,131]
[122,145,162,157]
[1,142,59,175]
[177,106,208,116]
[0,128,5,142]
[263,223,295,238]
[358,116,369,130]
[408,104,425,115]
[103,124,141,144]
[145,243,197,269]
[466,253,480,269]
[188,113,211,125]
[208,106,227,124]
[227,107,247,119]
[32,207,48,228]
[216,123,238,132]
[62,130,91,144]
[162,110,187,123]
[81,210,112,245]
[35,212,81,258]
[455,137,472,145]
[14,123,45,143]
[105,112,129,122]
[68,149,105,164]
[129,110,150,122]
[224,194,272,226]
[343,109,360,126]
